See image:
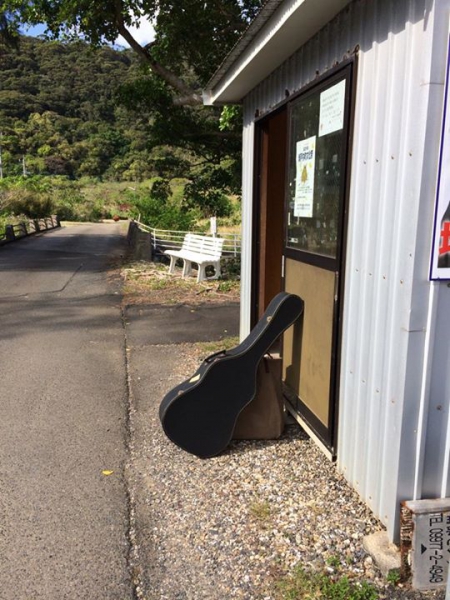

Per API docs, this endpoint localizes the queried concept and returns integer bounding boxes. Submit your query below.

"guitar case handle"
[205,349,228,363]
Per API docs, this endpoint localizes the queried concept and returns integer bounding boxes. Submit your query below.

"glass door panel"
[282,63,354,452]
[286,78,347,261]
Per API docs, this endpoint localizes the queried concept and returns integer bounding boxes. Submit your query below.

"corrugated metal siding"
[241,0,450,540]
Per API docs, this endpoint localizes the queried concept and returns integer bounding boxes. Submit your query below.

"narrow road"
[0,223,133,599]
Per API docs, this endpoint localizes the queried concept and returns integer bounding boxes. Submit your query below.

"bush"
[132,191,196,231]
[150,177,172,203]
[220,255,241,280]
[184,177,233,218]
[51,180,88,220]
[2,188,55,218]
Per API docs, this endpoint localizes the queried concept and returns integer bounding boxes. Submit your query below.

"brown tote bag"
[233,354,285,440]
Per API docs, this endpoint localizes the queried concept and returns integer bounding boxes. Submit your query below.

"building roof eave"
[203,0,352,105]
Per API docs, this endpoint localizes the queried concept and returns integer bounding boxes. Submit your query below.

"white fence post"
[210,216,217,237]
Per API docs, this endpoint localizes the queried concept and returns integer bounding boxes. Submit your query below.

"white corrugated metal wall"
[241,0,450,540]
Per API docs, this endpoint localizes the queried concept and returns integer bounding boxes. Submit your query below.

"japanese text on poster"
[319,80,346,137]
[294,136,316,218]
[430,30,450,280]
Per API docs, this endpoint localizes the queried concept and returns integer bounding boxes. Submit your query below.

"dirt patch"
[120,260,240,306]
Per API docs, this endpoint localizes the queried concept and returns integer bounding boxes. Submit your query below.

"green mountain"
[0,36,152,180]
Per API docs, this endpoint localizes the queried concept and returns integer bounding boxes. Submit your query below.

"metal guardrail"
[136,222,241,258]
[0,215,60,245]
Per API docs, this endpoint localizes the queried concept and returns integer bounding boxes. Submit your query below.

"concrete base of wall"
[363,531,401,578]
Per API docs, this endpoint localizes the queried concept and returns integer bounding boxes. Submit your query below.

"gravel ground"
[119,259,445,600]
[126,340,446,600]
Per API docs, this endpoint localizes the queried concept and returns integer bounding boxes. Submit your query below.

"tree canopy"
[2,0,262,105]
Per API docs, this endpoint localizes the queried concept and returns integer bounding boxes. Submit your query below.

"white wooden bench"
[165,233,225,283]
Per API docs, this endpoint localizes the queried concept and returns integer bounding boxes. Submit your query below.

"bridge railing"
[0,215,61,245]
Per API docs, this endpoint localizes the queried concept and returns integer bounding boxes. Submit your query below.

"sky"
[22,19,156,47]
[115,20,156,47]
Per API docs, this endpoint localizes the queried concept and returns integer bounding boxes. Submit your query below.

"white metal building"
[204,0,450,542]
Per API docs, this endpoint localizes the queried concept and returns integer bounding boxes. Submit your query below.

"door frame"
[251,105,288,324]
[251,57,357,455]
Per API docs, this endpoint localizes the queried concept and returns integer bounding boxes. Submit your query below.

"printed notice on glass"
[294,136,316,218]
[319,79,346,137]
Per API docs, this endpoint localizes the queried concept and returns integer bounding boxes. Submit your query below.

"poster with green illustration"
[294,136,316,218]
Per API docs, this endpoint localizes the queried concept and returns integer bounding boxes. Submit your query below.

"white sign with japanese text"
[319,80,346,137]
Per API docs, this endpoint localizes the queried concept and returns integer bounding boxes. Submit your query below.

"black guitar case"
[159,292,304,458]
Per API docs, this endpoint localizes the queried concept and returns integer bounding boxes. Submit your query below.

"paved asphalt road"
[0,223,133,599]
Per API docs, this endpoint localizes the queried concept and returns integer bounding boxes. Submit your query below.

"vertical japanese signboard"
[430,27,450,279]
[402,499,450,590]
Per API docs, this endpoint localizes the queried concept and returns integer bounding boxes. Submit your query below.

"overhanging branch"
[113,1,203,106]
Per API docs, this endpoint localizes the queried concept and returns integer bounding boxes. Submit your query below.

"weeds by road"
[121,260,240,306]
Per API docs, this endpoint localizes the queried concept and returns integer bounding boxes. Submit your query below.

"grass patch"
[195,336,240,359]
[325,555,341,570]
[386,569,401,586]
[249,500,272,523]
[275,566,378,600]
[216,280,238,293]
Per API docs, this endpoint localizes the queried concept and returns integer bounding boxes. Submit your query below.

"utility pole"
[22,155,26,177]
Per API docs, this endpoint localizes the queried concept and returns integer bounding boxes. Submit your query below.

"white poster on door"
[294,136,316,218]
[319,79,346,137]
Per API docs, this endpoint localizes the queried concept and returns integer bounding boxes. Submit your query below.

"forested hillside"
[0,36,152,180]
[0,29,242,229]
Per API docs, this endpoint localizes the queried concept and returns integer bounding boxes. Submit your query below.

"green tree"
[0,9,18,46]
[2,0,263,206]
